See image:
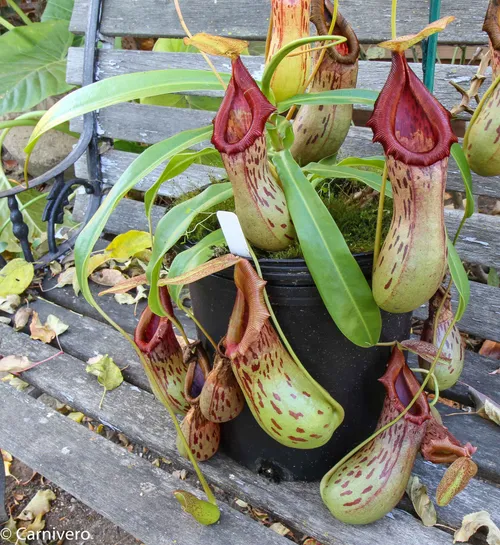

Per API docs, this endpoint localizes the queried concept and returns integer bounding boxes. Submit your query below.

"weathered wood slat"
[72,189,500,280]
[31,286,500,408]
[66,49,492,121]
[74,150,223,195]
[70,0,491,44]
[0,323,495,543]
[413,280,500,344]
[70,103,212,144]
[70,103,500,198]
[0,384,291,545]
[344,127,500,200]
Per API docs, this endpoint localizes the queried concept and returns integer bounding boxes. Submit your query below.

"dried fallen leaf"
[468,385,500,427]
[49,261,62,276]
[0,316,11,324]
[436,457,478,506]
[99,274,147,295]
[2,517,18,543]
[90,268,125,287]
[13,307,32,330]
[0,259,34,297]
[489,368,500,375]
[1,374,29,390]
[484,400,500,426]
[235,499,248,509]
[67,411,85,423]
[29,311,55,343]
[86,354,123,408]
[0,355,31,374]
[56,267,80,296]
[87,253,111,275]
[479,340,500,360]
[183,33,248,58]
[114,285,148,306]
[17,489,56,521]
[45,314,69,336]
[379,16,455,52]
[406,475,437,527]
[57,267,75,287]
[105,230,152,260]
[270,522,290,536]
[454,511,500,545]
[0,294,21,314]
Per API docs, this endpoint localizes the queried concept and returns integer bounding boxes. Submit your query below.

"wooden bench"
[1,0,500,543]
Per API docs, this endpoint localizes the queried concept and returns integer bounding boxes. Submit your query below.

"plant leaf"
[304,163,393,197]
[399,339,452,365]
[488,268,500,287]
[146,182,233,317]
[379,16,455,52]
[98,274,147,295]
[406,474,437,527]
[86,354,123,391]
[336,156,386,171]
[26,73,228,151]
[173,490,220,525]
[0,22,74,116]
[13,306,32,330]
[29,311,56,343]
[273,150,382,347]
[74,126,213,317]
[168,229,226,306]
[41,0,75,22]
[0,259,34,296]
[18,490,56,521]
[161,254,240,286]
[144,148,221,223]
[277,89,379,113]
[454,511,500,545]
[105,230,152,260]
[447,239,470,321]
[45,314,69,336]
[0,355,31,374]
[451,143,474,219]
[0,294,21,314]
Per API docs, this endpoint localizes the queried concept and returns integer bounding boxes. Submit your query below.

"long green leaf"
[74,125,213,305]
[447,239,470,322]
[273,150,382,347]
[305,163,393,197]
[147,183,233,316]
[26,70,230,151]
[277,89,379,113]
[167,229,226,306]
[336,156,385,171]
[450,143,474,219]
[144,147,222,225]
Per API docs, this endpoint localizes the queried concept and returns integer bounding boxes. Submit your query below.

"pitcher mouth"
[134,287,174,353]
[379,347,430,425]
[211,57,276,156]
[310,1,360,64]
[366,52,457,166]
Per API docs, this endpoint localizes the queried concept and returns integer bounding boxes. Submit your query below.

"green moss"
[174,177,392,258]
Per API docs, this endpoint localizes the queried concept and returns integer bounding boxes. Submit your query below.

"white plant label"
[217,211,252,258]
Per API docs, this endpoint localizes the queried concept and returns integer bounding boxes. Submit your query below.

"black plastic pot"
[189,253,411,482]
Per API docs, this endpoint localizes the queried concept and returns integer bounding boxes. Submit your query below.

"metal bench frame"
[0,0,104,269]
